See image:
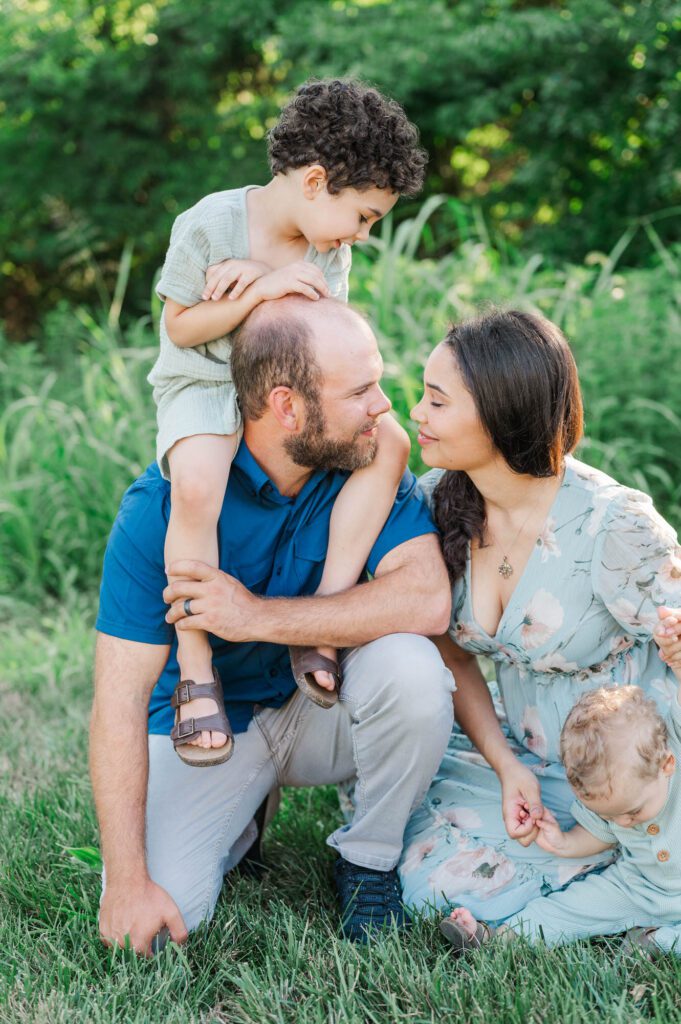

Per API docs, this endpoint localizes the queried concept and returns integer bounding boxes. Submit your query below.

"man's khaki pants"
[140,634,454,933]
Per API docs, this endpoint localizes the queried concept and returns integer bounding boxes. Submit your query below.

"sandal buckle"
[176,718,195,738]
[174,682,192,706]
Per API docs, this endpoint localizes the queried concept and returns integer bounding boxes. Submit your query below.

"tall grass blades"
[1,212,680,602]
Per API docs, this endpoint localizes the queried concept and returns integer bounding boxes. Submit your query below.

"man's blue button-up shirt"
[96,440,437,735]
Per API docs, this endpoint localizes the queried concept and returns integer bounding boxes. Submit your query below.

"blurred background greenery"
[1,0,679,330]
[1,0,680,598]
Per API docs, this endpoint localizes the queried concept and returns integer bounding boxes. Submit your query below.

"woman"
[399,309,681,923]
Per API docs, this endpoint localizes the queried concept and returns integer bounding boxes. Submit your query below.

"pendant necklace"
[487,506,536,580]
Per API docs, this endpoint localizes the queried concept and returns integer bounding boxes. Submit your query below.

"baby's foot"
[178,689,227,749]
[313,644,338,691]
[448,907,479,940]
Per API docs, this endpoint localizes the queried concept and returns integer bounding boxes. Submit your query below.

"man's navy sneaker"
[334,857,411,942]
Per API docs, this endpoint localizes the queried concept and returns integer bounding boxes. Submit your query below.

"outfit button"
[657,849,670,862]
[647,823,660,836]
[269,668,278,678]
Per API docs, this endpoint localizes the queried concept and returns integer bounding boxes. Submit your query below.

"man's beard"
[284,402,378,472]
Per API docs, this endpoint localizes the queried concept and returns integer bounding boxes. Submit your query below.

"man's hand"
[99,877,188,957]
[164,561,261,642]
[202,259,271,302]
[252,261,331,303]
[499,761,544,846]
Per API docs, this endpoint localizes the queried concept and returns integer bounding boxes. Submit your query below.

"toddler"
[149,79,426,766]
[440,607,681,956]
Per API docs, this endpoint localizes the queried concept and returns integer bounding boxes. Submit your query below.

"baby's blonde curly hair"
[560,686,669,799]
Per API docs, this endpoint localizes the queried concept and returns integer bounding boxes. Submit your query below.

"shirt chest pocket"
[292,526,328,589]
[227,554,274,595]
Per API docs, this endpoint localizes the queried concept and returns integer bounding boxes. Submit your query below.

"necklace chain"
[486,506,537,579]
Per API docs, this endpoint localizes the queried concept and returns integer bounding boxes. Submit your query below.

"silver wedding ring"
[183,598,194,617]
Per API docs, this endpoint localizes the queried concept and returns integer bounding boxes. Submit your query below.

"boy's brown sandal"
[289,646,342,709]
[170,666,234,767]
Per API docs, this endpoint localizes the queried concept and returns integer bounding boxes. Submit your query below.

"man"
[91,296,454,955]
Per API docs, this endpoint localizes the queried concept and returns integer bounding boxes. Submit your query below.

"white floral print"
[520,590,564,650]
[400,457,680,918]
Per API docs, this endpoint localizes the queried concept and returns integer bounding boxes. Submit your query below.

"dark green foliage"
[276,0,681,258]
[1,0,680,331]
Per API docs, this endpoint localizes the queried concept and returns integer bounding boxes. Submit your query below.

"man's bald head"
[231,296,370,422]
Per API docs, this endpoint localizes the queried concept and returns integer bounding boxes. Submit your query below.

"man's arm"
[90,633,188,955]
[164,533,451,647]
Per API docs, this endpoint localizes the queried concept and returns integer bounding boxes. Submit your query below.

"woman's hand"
[499,761,544,846]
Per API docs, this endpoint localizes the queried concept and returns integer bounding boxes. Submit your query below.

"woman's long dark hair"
[433,309,584,582]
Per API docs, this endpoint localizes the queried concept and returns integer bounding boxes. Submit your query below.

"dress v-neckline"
[466,462,570,642]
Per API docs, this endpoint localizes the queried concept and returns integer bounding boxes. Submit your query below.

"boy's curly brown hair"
[267,78,427,196]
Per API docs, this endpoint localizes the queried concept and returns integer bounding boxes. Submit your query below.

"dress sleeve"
[591,487,681,639]
[570,799,617,845]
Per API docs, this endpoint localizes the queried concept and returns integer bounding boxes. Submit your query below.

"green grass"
[2,214,681,1020]
[2,601,681,1024]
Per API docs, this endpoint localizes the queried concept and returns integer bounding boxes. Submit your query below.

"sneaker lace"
[343,866,403,916]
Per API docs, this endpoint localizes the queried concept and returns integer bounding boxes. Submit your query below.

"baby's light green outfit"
[149,186,352,478]
[506,692,681,954]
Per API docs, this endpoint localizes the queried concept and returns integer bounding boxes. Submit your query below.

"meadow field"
[2,207,681,1022]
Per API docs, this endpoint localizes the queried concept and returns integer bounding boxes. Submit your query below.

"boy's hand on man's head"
[253,261,330,303]
[202,259,271,302]
[654,607,681,678]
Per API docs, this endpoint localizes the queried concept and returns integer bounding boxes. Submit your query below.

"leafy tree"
[1,0,679,333]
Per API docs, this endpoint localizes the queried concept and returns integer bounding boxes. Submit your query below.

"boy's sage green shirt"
[149,186,352,387]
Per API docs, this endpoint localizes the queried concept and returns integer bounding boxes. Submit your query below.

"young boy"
[149,79,427,766]
[440,607,681,956]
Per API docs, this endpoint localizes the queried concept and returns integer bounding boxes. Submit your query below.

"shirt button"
[647,824,660,836]
[269,668,278,678]
[657,849,670,862]
[276,567,282,576]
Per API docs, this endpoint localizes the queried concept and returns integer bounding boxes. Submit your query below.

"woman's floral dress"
[399,456,681,921]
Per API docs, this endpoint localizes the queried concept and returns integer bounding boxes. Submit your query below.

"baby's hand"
[533,807,569,855]
[654,606,681,679]
[253,261,330,303]
[202,259,271,302]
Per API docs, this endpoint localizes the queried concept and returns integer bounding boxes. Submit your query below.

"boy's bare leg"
[311,416,410,690]
[165,433,237,748]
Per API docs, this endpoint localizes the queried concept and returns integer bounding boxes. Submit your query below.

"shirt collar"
[233,439,329,504]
